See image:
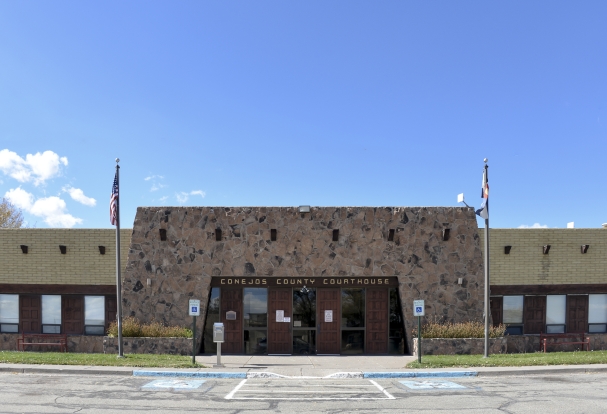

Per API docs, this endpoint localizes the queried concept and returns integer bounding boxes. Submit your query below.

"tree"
[0,198,24,228]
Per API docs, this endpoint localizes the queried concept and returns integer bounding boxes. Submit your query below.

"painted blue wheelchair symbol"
[192,307,198,312]
[416,307,423,313]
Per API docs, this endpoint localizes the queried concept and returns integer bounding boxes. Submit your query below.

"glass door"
[293,288,316,355]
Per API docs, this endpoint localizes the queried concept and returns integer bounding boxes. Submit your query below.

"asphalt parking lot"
[1,372,606,413]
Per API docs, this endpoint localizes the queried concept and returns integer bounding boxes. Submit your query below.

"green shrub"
[413,319,506,338]
[107,316,193,338]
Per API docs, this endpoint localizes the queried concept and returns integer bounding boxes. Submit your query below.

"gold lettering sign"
[211,276,397,287]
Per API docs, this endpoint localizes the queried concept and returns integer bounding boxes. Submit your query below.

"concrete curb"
[133,370,247,379]
[475,366,607,377]
[0,367,133,376]
[3,364,607,378]
[364,371,477,379]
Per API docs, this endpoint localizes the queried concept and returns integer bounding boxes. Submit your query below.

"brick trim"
[491,284,607,295]
[0,284,116,295]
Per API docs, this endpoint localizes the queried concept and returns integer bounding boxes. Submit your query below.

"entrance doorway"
[317,288,341,354]
[268,288,292,354]
[203,277,404,355]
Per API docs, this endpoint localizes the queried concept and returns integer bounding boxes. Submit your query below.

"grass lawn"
[407,351,607,369]
[0,351,205,368]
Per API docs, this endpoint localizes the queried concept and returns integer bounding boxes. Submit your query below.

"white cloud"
[150,183,166,192]
[5,187,34,210]
[0,149,68,186]
[63,186,96,207]
[175,190,206,204]
[176,192,189,203]
[190,190,206,197]
[145,175,166,192]
[4,187,82,228]
[518,223,548,229]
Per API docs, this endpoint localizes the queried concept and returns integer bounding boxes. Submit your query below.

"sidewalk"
[1,354,607,378]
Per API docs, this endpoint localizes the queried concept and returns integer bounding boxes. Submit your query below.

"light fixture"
[581,245,589,254]
[457,278,463,285]
[20,245,28,254]
[543,245,551,254]
[301,286,309,294]
[299,205,311,213]
[147,278,152,286]
[504,246,512,254]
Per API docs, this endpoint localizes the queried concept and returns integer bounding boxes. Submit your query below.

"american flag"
[475,166,489,219]
[110,172,118,226]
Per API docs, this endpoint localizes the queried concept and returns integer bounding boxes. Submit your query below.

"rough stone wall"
[122,206,485,352]
[414,334,607,355]
[1,334,104,353]
[1,334,191,355]
[103,337,192,355]
[413,337,508,356]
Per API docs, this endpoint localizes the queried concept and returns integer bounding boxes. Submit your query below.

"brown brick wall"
[478,228,607,286]
[0,229,131,285]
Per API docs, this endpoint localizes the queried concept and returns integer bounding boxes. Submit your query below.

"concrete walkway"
[195,354,417,376]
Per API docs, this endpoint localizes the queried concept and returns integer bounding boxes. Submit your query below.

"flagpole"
[483,159,490,358]
[115,158,124,358]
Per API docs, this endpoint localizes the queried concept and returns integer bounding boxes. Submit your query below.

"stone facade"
[122,206,485,352]
[413,337,508,356]
[1,334,104,353]
[413,334,607,355]
[103,337,193,355]
[1,334,191,355]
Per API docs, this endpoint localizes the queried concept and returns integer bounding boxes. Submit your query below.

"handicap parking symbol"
[400,380,467,390]
[191,306,198,313]
[142,379,206,391]
[415,307,423,313]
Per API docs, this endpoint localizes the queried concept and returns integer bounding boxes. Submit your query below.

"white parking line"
[225,379,248,399]
[225,379,395,400]
[369,380,396,399]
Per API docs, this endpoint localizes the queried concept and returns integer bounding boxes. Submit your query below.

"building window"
[389,288,405,354]
[546,295,566,333]
[0,294,19,333]
[203,288,220,353]
[243,288,267,355]
[588,294,607,333]
[84,296,105,335]
[42,295,62,334]
[503,296,523,335]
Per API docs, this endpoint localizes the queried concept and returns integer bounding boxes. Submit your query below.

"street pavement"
[0,369,606,413]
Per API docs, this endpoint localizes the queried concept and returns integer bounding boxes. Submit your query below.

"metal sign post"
[189,300,200,365]
[413,300,425,364]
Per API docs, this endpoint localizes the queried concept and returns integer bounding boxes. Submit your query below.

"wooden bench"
[17,333,68,352]
[539,333,590,352]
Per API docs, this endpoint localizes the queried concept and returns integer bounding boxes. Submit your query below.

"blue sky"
[0,1,605,229]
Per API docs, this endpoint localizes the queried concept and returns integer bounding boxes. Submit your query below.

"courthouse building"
[0,206,606,355]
